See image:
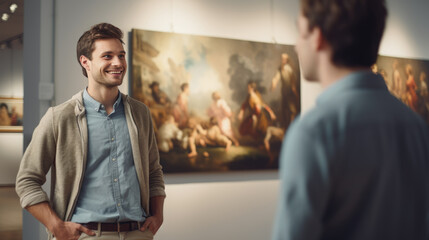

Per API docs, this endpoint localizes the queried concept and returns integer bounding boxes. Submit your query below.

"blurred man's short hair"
[301,0,387,67]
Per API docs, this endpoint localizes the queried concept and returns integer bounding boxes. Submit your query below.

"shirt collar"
[317,70,388,105]
[83,88,122,112]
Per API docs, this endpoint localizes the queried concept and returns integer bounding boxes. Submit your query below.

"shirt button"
[117,203,121,207]
[111,138,114,141]
[114,178,118,182]
[112,158,116,161]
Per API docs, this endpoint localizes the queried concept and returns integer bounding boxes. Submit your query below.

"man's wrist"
[150,213,163,219]
[48,218,64,235]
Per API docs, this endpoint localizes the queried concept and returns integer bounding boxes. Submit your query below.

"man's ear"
[311,26,328,52]
[80,55,90,72]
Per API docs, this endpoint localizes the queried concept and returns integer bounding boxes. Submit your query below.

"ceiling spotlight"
[1,13,10,21]
[9,3,18,13]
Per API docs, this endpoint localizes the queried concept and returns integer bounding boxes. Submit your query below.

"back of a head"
[301,0,387,68]
[76,23,124,77]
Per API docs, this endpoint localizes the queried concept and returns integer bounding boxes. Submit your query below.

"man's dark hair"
[301,0,387,67]
[76,23,124,77]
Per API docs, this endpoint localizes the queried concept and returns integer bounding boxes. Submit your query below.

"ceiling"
[0,0,23,44]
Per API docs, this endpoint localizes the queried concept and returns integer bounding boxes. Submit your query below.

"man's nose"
[111,56,123,66]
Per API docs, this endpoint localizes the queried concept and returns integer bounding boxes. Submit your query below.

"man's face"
[295,13,318,82]
[83,38,127,88]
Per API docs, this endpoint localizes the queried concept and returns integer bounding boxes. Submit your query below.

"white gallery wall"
[0,45,23,97]
[15,0,429,239]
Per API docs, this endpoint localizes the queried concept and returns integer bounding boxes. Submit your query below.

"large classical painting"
[373,56,429,125]
[0,97,23,132]
[130,29,300,173]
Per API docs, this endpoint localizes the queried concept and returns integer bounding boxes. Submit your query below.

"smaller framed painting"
[0,97,23,133]
[374,55,429,125]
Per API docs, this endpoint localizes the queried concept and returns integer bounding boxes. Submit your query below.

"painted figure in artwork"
[420,72,428,98]
[172,83,190,128]
[392,60,403,99]
[148,81,172,128]
[238,81,276,140]
[264,125,285,165]
[150,81,171,107]
[0,103,11,126]
[157,115,183,153]
[207,91,239,146]
[204,117,233,151]
[271,53,299,127]
[419,71,429,122]
[185,117,208,158]
[405,64,418,111]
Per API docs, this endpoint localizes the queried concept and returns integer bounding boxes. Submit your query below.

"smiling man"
[16,23,166,240]
[272,0,429,240]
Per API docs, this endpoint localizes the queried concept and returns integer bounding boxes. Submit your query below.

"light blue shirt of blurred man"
[272,0,429,239]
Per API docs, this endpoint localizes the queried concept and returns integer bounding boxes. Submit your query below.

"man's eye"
[103,55,112,59]
[119,54,125,59]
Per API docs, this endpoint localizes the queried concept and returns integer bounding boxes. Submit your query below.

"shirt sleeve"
[272,122,331,240]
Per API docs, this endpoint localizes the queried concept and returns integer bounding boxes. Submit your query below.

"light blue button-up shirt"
[71,89,146,223]
[273,71,429,240]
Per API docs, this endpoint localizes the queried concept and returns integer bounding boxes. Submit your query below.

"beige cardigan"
[16,91,165,236]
